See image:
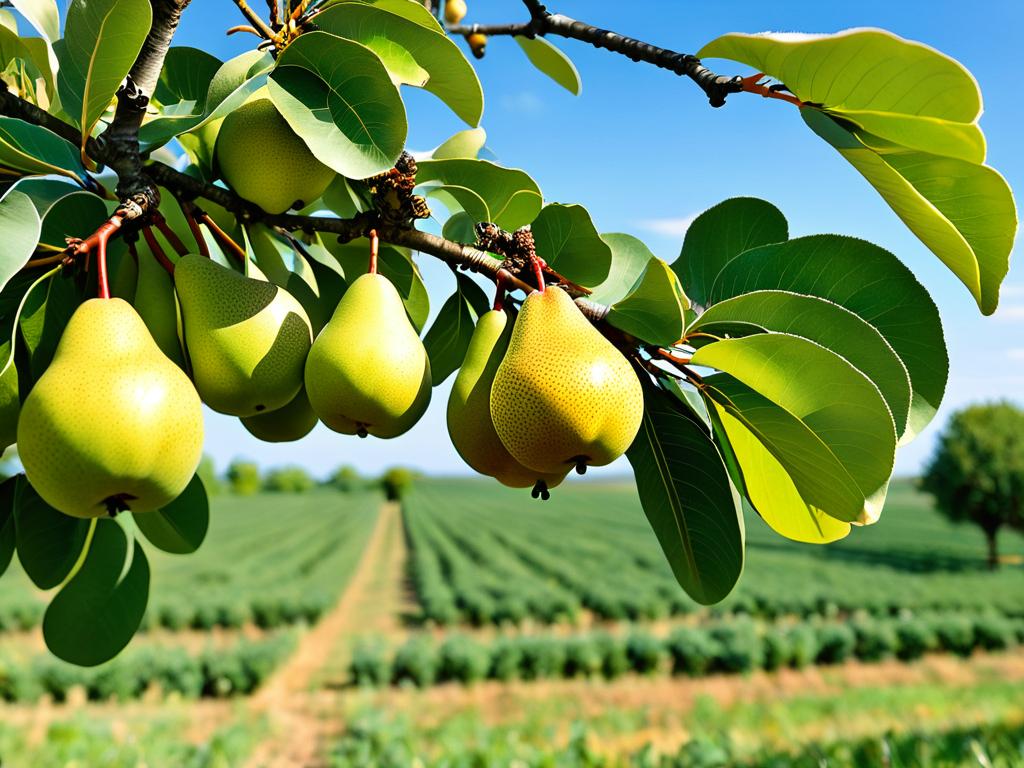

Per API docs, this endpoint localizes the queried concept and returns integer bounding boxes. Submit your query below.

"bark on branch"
[448,4,743,106]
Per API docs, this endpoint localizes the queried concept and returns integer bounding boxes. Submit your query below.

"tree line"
[199,457,417,500]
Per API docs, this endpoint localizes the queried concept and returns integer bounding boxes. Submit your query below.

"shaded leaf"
[694,334,896,522]
[0,475,15,576]
[607,258,688,345]
[416,158,542,230]
[54,0,152,143]
[138,46,222,150]
[43,518,149,666]
[588,233,658,306]
[690,290,911,439]
[531,203,610,287]
[626,375,744,605]
[673,197,787,309]
[269,31,406,178]
[133,474,208,555]
[803,108,1015,315]
[706,235,945,440]
[13,474,90,589]
[0,190,42,292]
[315,2,483,125]
[0,115,86,182]
[423,273,488,385]
[514,35,581,95]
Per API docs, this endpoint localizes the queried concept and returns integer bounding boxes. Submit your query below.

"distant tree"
[196,454,223,495]
[921,402,1024,570]
[380,467,417,502]
[263,466,315,493]
[326,465,362,493]
[226,460,262,496]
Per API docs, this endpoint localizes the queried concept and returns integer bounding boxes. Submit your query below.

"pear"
[215,95,334,214]
[17,299,204,519]
[241,387,317,443]
[175,255,312,417]
[305,273,430,438]
[448,310,566,492]
[491,286,643,475]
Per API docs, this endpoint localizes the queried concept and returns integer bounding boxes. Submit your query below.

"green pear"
[215,94,334,214]
[134,237,185,369]
[241,387,317,443]
[448,310,566,492]
[491,286,643,475]
[305,273,430,438]
[17,299,204,518]
[175,255,312,417]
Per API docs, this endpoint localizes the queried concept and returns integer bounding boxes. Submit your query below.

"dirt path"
[244,501,401,768]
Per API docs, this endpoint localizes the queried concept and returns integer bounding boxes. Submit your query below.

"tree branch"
[448,4,743,106]
[99,0,191,207]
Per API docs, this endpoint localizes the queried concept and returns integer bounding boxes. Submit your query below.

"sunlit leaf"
[514,35,581,95]
[531,203,611,287]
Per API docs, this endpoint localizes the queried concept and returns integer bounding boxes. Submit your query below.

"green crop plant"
[0,0,1016,666]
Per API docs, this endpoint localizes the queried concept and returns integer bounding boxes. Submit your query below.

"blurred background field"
[1,474,1022,766]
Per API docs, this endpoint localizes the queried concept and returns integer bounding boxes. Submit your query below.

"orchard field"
[0,478,1023,766]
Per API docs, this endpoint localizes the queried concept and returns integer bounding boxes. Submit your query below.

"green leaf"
[432,127,486,159]
[37,189,106,249]
[690,290,911,440]
[711,402,851,543]
[626,375,744,605]
[416,158,542,231]
[54,0,152,142]
[138,47,222,151]
[513,35,581,95]
[706,235,945,441]
[0,475,16,576]
[314,3,483,126]
[0,115,86,182]
[423,273,488,385]
[0,23,55,98]
[607,258,688,345]
[588,233,657,306]
[802,109,1015,315]
[326,0,445,32]
[11,0,59,42]
[0,190,42,292]
[43,518,149,666]
[12,177,80,214]
[694,334,896,522]
[133,474,208,555]
[268,31,407,179]
[0,342,18,449]
[673,197,788,309]
[698,28,985,161]
[530,203,611,287]
[13,474,90,589]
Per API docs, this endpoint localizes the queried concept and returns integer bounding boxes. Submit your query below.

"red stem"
[142,227,175,275]
[368,229,379,274]
[180,201,211,258]
[152,211,190,256]
[96,232,111,298]
[531,255,545,293]
[493,269,511,311]
[739,73,805,107]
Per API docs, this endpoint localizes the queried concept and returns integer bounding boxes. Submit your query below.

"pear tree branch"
[446,2,744,106]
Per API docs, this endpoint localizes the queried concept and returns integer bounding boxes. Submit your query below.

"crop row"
[0,632,296,703]
[403,482,1024,626]
[331,717,1024,767]
[0,492,379,634]
[349,613,1024,687]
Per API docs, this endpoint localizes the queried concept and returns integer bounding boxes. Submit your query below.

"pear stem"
[368,229,379,274]
[197,210,247,265]
[531,256,546,293]
[493,269,512,311]
[152,211,190,257]
[96,232,111,299]
[142,227,175,275]
[180,200,211,258]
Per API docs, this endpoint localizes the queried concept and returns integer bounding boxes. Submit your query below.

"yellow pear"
[305,273,430,438]
[175,255,312,417]
[17,299,204,518]
[491,286,643,475]
[448,310,566,493]
[445,0,467,24]
[215,95,334,214]
[241,387,317,443]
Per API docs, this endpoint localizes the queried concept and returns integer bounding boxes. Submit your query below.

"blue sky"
[169,1,1021,479]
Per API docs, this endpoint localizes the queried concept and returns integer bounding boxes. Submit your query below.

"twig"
[142,227,175,275]
[231,0,281,43]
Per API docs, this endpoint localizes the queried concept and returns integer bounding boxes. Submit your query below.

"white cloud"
[1000,284,1024,297]
[636,214,698,238]
[1007,348,1024,362]
[993,304,1024,321]
[500,91,544,114]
